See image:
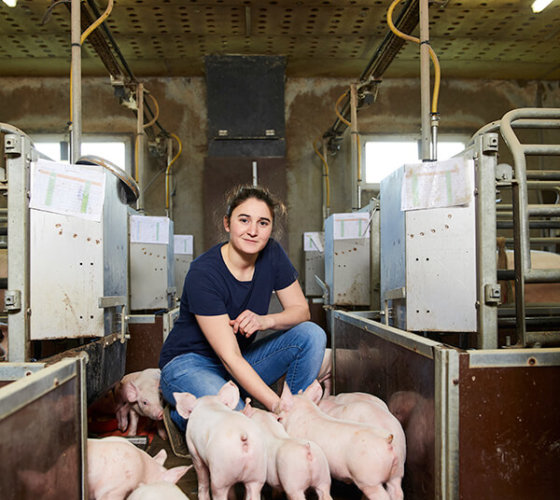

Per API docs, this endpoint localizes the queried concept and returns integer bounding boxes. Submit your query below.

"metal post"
[350,83,360,210]
[5,132,31,362]
[70,0,82,163]
[322,140,329,221]
[136,83,145,211]
[166,136,173,219]
[474,133,499,349]
[419,0,431,161]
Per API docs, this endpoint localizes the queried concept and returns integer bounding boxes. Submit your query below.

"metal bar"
[504,237,560,245]
[333,310,441,359]
[468,118,560,146]
[0,356,82,420]
[524,331,560,347]
[521,144,560,156]
[70,0,82,163]
[136,83,145,211]
[419,0,431,160]
[527,205,560,216]
[350,84,360,210]
[497,220,560,229]
[434,347,460,500]
[475,134,499,349]
[468,347,560,368]
[5,132,32,362]
[527,170,560,180]
[500,108,560,345]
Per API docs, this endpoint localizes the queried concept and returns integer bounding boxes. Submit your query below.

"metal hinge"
[4,290,22,311]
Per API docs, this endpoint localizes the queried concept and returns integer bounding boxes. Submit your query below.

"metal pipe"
[136,83,145,211]
[252,160,258,187]
[166,136,173,219]
[350,83,360,210]
[527,170,560,180]
[419,0,431,160]
[468,118,560,146]
[70,0,82,163]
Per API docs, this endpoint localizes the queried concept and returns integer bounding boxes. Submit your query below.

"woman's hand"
[229,309,271,337]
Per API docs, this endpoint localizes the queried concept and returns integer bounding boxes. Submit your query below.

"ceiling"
[1,0,559,81]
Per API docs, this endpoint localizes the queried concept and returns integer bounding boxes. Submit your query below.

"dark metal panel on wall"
[206,54,286,157]
[459,354,560,499]
[203,157,288,252]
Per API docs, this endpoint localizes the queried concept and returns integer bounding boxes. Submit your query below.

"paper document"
[401,157,473,211]
[130,215,171,244]
[30,159,106,221]
[304,232,324,252]
[174,234,193,255]
[332,213,370,240]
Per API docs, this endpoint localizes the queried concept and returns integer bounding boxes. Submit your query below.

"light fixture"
[1,0,18,7]
[532,0,554,13]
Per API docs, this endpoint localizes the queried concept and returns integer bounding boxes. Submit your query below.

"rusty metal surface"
[0,1,559,80]
[126,314,164,373]
[0,367,83,499]
[459,353,560,499]
[333,316,436,500]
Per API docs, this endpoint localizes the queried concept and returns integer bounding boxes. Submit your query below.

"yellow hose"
[166,133,182,210]
[81,0,114,45]
[387,0,441,114]
[134,134,139,183]
[335,91,351,127]
[313,137,331,209]
[143,92,160,129]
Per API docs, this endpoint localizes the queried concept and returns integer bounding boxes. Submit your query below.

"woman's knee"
[299,321,327,350]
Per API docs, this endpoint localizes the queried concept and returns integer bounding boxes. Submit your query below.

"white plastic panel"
[30,211,104,339]
[405,203,477,332]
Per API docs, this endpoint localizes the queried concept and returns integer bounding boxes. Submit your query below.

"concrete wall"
[1,76,559,287]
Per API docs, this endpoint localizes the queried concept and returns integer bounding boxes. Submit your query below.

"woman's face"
[224,197,274,256]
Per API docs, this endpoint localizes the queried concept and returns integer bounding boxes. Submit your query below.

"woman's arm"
[229,280,310,337]
[195,313,281,411]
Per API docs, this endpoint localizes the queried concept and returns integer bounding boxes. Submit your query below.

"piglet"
[278,380,399,500]
[127,481,190,500]
[322,391,389,411]
[87,437,190,500]
[242,400,332,500]
[115,368,166,439]
[174,381,267,500]
[318,394,406,499]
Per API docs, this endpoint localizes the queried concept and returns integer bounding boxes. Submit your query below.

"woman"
[159,185,327,433]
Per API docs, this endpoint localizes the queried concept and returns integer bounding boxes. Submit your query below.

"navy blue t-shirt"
[159,239,298,369]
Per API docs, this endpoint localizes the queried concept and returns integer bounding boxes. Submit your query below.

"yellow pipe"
[143,92,159,129]
[313,137,331,209]
[387,0,441,114]
[165,133,182,210]
[81,0,114,45]
[335,91,351,127]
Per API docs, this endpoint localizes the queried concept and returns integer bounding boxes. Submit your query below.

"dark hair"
[224,185,286,227]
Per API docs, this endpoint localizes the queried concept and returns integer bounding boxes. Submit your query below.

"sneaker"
[163,405,190,458]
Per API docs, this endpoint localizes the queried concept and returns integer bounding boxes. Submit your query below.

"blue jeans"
[160,321,327,431]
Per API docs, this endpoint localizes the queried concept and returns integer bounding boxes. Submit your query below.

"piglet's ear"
[242,400,255,417]
[174,392,197,419]
[303,379,323,404]
[218,381,240,409]
[123,381,139,403]
[152,448,167,465]
[279,382,294,411]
